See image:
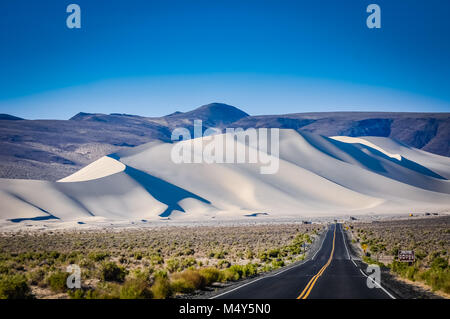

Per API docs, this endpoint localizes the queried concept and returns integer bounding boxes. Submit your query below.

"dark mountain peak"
[185,103,249,124]
[165,111,184,117]
[160,103,249,127]
[0,114,24,120]
[109,113,143,118]
[69,112,97,120]
[195,102,249,116]
[71,112,144,122]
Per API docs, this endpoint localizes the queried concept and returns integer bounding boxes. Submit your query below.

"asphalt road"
[213,223,395,299]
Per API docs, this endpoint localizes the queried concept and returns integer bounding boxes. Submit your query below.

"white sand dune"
[0,129,449,227]
[58,156,126,183]
[331,136,402,161]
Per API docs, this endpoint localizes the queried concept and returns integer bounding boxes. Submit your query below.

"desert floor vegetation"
[0,223,322,299]
[347,216,450,295]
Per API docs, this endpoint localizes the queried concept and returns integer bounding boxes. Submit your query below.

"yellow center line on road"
[297,225,336,299]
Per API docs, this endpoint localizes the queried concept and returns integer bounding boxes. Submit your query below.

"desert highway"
[213,223,396,299]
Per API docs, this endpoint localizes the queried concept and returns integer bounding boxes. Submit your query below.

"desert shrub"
[415,256,450,293]
[101,262,127,282]
[0,260,19,275]
[362,256,385,268]
[209,251,225,259]
[414,249,427,260]
[221,263,259,281]
[246,250,254,259]
[166,258,181,273]
[181,257,197,269]
[150,254,164,265]
[93,282,121,299]
[217,260,231,269]
[222,265,243,281]
[171,278,195,293]
[0,274,33,299]
[391,260,407,275]
[177,248,195,256]
[28,269,46,287]
[133,251,143,260]
[68,289,87,299]
[79,258,95,269]
[171,270,206,293]
[119,278,153,299]
[68,288,109,300]
[390,246,399,256]
[431,257,448,270]
[88,251,110,262]
[49,251,61,260]
[166,257,197,273]
[405,266,419,281]
[131,268,153,284]
[151,275,172,299]
[47,271,70,292]
[418,268,450,293]
[0,261,10,274]
[242,263,258,277]
[271,260,285,269]
[267,249,280,258]
[391,261,419,281]
[259,252,270,263]
[198,267,221,285]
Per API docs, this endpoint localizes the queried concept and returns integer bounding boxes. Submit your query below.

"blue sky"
[0,0,449,119]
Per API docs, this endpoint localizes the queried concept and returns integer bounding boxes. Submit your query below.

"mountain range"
[0,103,448,181]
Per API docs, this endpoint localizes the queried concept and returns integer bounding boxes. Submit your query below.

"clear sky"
[0,0,449,119]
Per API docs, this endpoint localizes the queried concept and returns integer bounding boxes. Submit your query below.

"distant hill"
[231,112,450,157]
[161,103,249,127]
[70,103,249,128]
[0,104,448,180]
[0,114,23,120]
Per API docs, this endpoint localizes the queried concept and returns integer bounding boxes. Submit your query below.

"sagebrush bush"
[28,268,46,287]
[431,257,448,270]
[198,267,221,285]
[119,278,153,299]
[101,262,127,282]
[0,274,33,299]
[221,263,259,282]
[151,276,172,299]
[88,251,110,262]
[418,268,450,293]
[222,265,242,281]
[47,271,69,293]
[131,268,153,284]
[171,270,206,293]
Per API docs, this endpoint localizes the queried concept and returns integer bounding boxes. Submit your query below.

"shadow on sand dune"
[6,192,60,223]
[308,134,446,180]
[124,166,211,217]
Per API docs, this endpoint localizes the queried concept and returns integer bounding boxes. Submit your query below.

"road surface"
[213,223,395,299]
